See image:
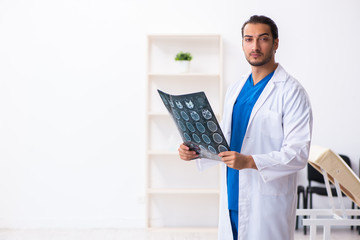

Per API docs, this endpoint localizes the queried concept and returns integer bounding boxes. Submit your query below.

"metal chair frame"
[296,167,360,240]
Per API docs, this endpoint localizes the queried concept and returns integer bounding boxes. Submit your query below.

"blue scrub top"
[227,71,274,211]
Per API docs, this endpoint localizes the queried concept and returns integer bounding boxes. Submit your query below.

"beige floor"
[0,228,358,240]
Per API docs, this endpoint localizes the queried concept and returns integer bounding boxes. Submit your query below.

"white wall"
[0,0,359,228]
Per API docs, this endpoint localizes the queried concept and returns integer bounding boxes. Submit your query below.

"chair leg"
[301,188,306,232]
[303,189,308,235]
[358,206,360,234]
[295,215,299,230]
[296,190,300,230]
[351,201,354,230]
[302,192,313,235]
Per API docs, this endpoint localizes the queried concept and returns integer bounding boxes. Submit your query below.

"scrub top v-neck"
[227,71,274,211]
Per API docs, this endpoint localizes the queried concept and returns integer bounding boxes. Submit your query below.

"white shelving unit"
[146,35,223,231]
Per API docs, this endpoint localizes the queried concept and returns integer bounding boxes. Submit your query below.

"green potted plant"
[175,51,192,73]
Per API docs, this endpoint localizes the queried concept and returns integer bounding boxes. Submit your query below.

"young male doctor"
[178,15,313,240]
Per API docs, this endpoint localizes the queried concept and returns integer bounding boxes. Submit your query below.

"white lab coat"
[196,64,313,240]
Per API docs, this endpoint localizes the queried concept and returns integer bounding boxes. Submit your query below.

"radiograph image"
[158,90,230,161]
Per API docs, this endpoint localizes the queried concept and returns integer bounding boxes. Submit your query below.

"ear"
[273,38,279,52]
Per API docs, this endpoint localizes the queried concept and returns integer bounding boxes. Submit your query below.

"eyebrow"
[244,33,270,38]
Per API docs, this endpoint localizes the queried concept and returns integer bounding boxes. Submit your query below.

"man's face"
[242,23,278,67]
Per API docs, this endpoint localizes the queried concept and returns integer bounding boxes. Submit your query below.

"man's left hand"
[218,151,258,170]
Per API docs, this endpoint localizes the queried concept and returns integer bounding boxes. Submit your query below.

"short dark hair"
[241,15,278,40]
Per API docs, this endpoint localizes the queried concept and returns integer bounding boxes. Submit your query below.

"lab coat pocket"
[261,110,283,139]
[259,175,289,196]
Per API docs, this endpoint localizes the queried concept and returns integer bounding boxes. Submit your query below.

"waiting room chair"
[304,154,356,234]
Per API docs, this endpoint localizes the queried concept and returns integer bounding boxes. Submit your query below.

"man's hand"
[218,151,257,170]
[178,143,198,161]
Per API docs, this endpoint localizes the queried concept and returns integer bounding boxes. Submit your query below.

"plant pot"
[176,60,191,73]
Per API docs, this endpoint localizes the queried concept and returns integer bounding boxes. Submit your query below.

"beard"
[246,49,274,67]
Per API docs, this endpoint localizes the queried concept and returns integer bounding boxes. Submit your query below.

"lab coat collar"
[245,63,287,83]
[271,63,287,82]
[246,63,287,132]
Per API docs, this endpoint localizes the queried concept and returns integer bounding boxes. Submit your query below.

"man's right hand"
[178,143,198,161]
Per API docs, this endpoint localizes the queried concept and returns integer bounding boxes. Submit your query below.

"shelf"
[148,150,178,156]
[148,73,220,78]
[147,188,220,194]
[148,34,221,39]
[146,34,222,230]
[147,227,218,232]
[147,112,168,117]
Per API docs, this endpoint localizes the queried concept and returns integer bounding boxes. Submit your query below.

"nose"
[252,38,260,51]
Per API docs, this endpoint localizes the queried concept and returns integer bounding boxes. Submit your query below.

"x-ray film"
[158,89,230,161]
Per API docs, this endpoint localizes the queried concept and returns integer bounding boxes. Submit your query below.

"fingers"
[179,143,190,151]
[221,157,234,167]
[218,151,233,156]
[178,143,198,161]
[218,151,235,160]
[218,152,251,170]
[224,162,235,169]
[219,151,236,168]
